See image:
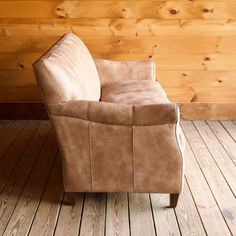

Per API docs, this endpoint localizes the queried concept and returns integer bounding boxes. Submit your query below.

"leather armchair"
[33,33,185,207]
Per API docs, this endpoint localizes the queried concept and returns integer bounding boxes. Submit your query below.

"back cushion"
[33,33,101,104]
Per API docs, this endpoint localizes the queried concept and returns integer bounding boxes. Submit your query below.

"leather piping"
[174,107,184,193]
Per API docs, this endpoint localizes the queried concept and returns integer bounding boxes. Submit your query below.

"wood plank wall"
[0,0,236,119]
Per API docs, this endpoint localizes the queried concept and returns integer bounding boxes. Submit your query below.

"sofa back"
[33,33,101,105]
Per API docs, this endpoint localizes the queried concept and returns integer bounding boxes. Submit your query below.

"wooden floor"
[0,120,235,236]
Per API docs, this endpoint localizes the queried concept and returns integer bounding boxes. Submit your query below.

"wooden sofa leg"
[169,193,179,208]
[64,192,75,205]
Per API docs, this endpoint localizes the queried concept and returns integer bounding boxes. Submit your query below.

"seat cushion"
[101,80,169,105]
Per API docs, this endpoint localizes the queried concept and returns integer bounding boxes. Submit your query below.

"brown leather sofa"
[33,33,185,207]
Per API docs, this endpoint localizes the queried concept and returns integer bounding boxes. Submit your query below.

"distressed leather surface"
[33,33,101,105]
[33,32,185,194]
[101,80,168,105]
[95,59,156,85]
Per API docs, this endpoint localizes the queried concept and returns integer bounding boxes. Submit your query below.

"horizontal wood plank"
[2,19,236,37]
[1,69,235,88]
[2,35,236,54]
[3,52,236,71]
[1,1,236,19]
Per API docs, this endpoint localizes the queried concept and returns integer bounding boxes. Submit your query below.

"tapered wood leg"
[169,193,179,208]
[64,192,75,205]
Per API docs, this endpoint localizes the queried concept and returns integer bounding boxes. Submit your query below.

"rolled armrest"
[49,101,179,126]
[49,100,133,125]
[95,59,156,85]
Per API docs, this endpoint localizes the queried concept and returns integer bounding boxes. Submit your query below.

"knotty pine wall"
[0,0,236,119]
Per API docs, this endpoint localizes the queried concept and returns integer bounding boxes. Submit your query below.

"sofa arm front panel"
[51,116,92,192]
[133,123,183,193]
[134,103,178,126]
[95,59,156,85]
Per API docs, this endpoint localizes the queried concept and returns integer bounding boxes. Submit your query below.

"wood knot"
[169,9,178,15]
[191,93,198,102]
[203,8,214,13]
[56,7,64,11]
[205,57,210,61]
[203,8,209,13]
[218,80,223,83]
[182,73,187,77]
[18,63,24,69]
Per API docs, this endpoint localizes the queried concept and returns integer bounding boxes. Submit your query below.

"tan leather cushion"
[33,33,101,104]
[95,59,156,86]
[101,80,169,105]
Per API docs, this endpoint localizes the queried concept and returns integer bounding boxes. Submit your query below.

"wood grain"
[150,194,180,236]
[179,103,236,120]
[194,121,236,196]
[2,35,236,54]
[106,193,129,236]
[180,124,231,235]
[0,121,50,234]
[28,156,63,236]
[220,120,236,142]
[0,120,39,191]
[175,180,206,236]
[1,1,236,20]
[128,193,156,236]
[207,121,236,164]
[79,193,106,236]
[54,193,84,236]
[182,121,236,234]
[0,120,26,159]
[3,129,58,235]
[1,19,236,37]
